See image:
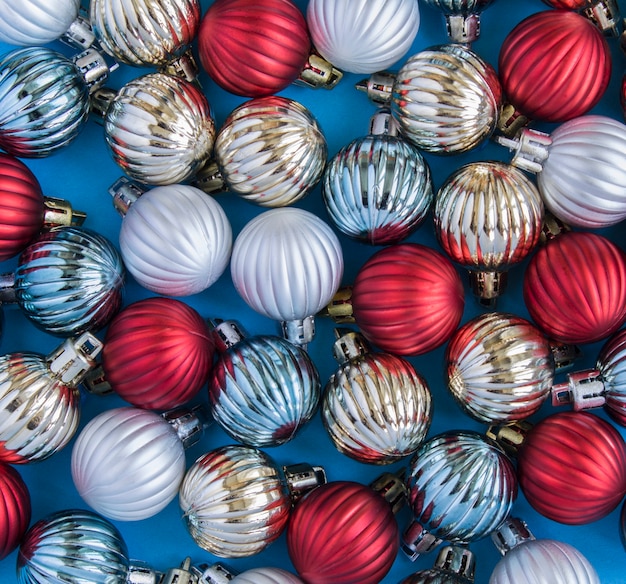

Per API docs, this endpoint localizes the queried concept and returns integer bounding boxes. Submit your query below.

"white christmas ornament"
[114,181,232,296]
[306,0,420,73]
[230,208,343,346]
[231,567,305,584]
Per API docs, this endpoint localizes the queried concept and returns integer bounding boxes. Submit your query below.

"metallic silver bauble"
[179,445,293,557]
[231,567,305,584]
[90,0,200,68]
[0,47,89,158]
[210,96,327,207]
[209,321,321,447]
[322,330,432,464]
[14,226,125,336]
[434,161,543,304]
[445,312,555,424]
[404,430,517,558]
[0,333,101,464]
[16,509,129,584]
[596,329,626,425]
[103,72,215,185]
[400,545,476,584]
[323,110,433,245]
[391,44,501,154]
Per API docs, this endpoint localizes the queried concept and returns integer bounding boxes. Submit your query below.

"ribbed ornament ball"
[523,231,626,344]
[0,464,30,560]
[118,184,232,296]
[596,329,626,426]
[103,298,215,410]
[517,411,626,524]
[350,243,464,356]
[231,568,304,584]
[197,0,311,97]
[498,10,611,123]
[306,0,420,73]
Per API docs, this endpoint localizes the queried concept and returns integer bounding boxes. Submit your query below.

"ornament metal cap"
[192,562,237,584]
[61,9,96,50]
[43,197,86,228]
[281,315,315,348]
[90,86,117,120]
[433,545,476,580]
[369,108,400,136]
[468,270,507,307]
[331,328,370,364]
[160,49,200,83]
[402,520,443,560]
[491,516,535,555]
[211,319,246,352]
[127,561,164,584]
[540,211,570,244]
[549,340,581,372]
[0,272,16,304]
[47,332,103,386]
[485,420,533,458]
[551,369,606,410]
[355,71,396,105]
[109,176,145,216]
[297,52,343,89]
[495,127,551,174]
[446,14,481,44]
[162,404,212,450]
[370,471,407,515]
[319,286,355,323]
[496,104,530,138]
[162,558,197,584]
[584,0,621,37]
[72,47,114,93]
[192,160,227,194]
[283,462,327,502]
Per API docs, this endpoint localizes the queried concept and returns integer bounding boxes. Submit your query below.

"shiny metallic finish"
[179,445,292,558]
[400,545,476,584]
[322,331,432,464]
[0,47,90,158]
[434,161,544,273]
[214,96,327,207]
[391,44,501,154]
[406,430,517,543]
[445,312,554,424]
[423,0,495,12]
[209,333,321,447]
[104,73,215,185]
[231,568,304,584]
[17,509,129,584]
[0,0,80,45]
[538,115,626,229]
[597,329,626,426]
[91,0,200,68]
[323,129,433,245]
[15,226,125,337]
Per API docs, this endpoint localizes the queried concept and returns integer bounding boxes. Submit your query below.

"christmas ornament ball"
[0,464,30,560]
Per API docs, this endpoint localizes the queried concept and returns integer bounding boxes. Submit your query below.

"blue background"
[1,0,625,582]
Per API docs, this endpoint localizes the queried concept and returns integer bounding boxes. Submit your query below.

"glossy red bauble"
[541,0,586,7]
[287,481,398,584]
[0,153,45,261]
[523,231,626,344]
[102,297,215,410]
[351,243,465,356]
[499,10,611,123]
[517,411,626,524]
[0,463,31,560]
[197,0,311,97]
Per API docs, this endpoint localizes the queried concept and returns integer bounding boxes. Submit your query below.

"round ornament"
[14,226,125,337]
[102,297,215,410]
[116,182,232,296]
[322,330,432,464]
[209,320,320,447]
[306,0,420,73]
[0,464,30,560]
[231,568,305,584]
[322,110,433,245]
[523,231,626,344]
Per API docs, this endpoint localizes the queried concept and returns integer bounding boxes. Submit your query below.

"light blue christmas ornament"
[208,320,321,447]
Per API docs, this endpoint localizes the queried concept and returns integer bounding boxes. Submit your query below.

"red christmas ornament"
[197,0,311,97]
[346,243,465,356]
[0,463,31,560]
[287,477,402,584]
[523,231,626,345]
[102,297,215,410]
[498,10,611,131]
[515,411,626,524]
[621,73,626,121]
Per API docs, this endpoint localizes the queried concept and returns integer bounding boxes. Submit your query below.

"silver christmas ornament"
[322,109,433,245]
[90,0,200,77]
[112,179,232,297]
[445,312,555,424]
[230,567,305,584]
[0,47,110,158]
[208,320,321,447]
[16,509,130,584]
[13,226,125,336]
[403,430,517,559]
[489,517,600,584]
[197,96,327,208]
[497,115,626,229]
[400,545,476,583]
[356,44,501,154]
[422,0,498,43]
[179,444,325,558]
[434,161,543,305]
[102,72,215,185]
[322,329,432,464]
[0,333,102,464]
